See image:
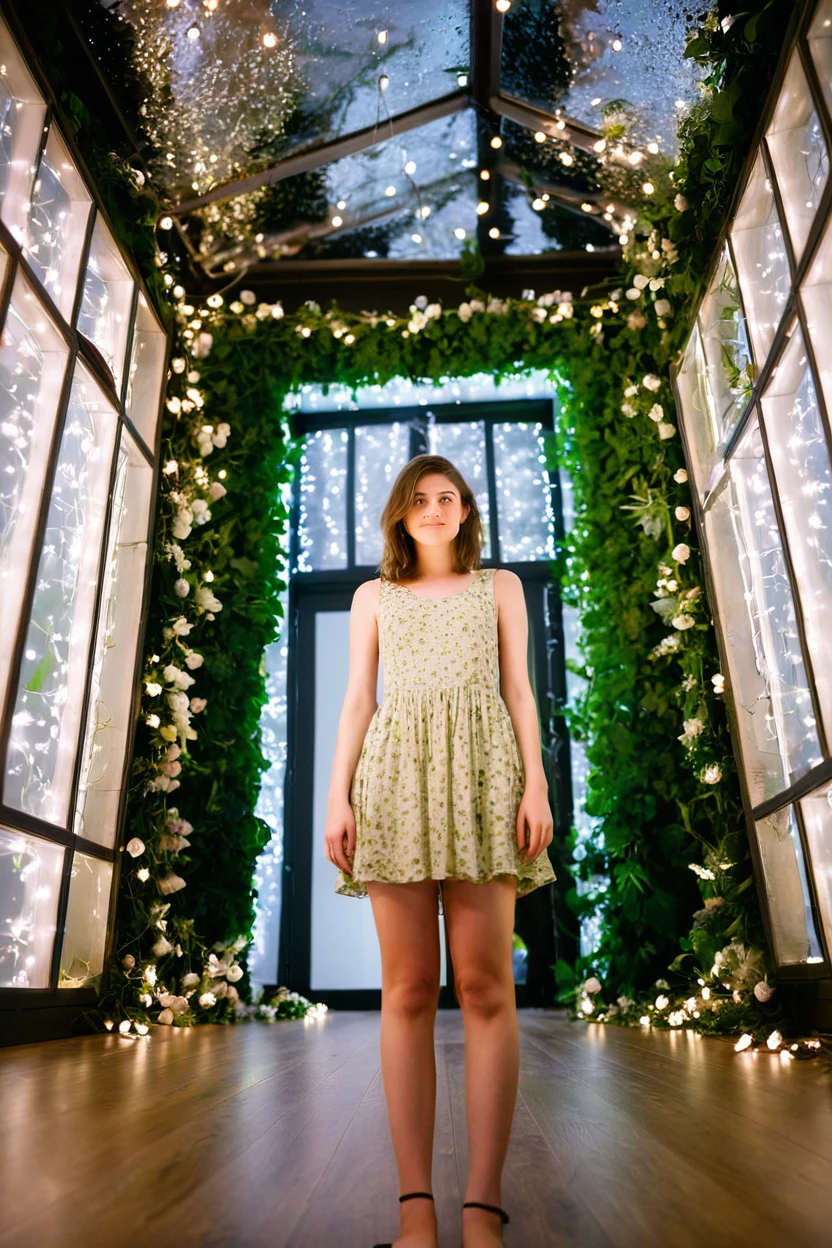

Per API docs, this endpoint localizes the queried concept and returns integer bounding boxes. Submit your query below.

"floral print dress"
[335,569,557,913]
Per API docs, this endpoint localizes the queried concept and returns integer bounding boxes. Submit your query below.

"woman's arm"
[494,568,554,864]
[323,578,381,875]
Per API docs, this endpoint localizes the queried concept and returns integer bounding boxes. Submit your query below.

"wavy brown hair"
[377,454,484,581]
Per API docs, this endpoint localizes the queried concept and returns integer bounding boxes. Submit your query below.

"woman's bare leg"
[367,879,442,1248]
[441,877,518,1248]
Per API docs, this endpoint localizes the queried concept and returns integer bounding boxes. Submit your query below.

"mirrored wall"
[673,0,832,980]
[0,14,166,1005]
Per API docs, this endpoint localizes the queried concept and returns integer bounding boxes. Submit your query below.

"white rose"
[672,614,696,630]
[185,652,204,670]
[672,543,691,563]
[126,838,145,858]
[457,302,472,322]
[674,468,688,483]
[530,307,546,323]
[153,935,173,957]
[172,616,193,636]
[754,981,774,1002]
[647,403,664,422]
[627,311,647,330]
[642,374,662,391]
[658,422,676,439]
[655,298,672,316]
[198,992,217,1009]
[583,976,602,995]
[181,972,200,989]
[157,1008,174,1025]
[209,481,227,501]
[625,287,641,300]
[633,274,649,289]
[674,193,689,211]
[226,964,244,983]
[159,873,187,895]
[702,763,722,784]
[675,506,690,521]
[683,718,704,737]
[655,995,670,1010]
[240,289,256,305]
[193,332,213,358]
[174,578,190,597]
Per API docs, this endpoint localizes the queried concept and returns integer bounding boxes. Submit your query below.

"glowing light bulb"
[159,216,173,230]
[534,131,546,143]
[377,29,388,44]
[404,160,416,175]
[532,198,545,211]
[454,228,466,240]
[642,181,654,195]
[187,24,201,41]
[488,227,500,239]
[496,0,511,11]
[331,216,343,227]
[262,31,278,49]
[593,139,606,152]
[490,136,502,149]
[384,185,396,197]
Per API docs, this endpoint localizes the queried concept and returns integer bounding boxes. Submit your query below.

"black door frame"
[277,399,573,1008]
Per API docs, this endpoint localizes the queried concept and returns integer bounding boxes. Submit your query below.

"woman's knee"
[383,971,440,1018]
[454,966,513,1018]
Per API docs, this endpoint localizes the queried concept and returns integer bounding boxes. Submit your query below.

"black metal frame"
[0,9,169,1024]
[277,398,570,1007]
[670,0,832,981]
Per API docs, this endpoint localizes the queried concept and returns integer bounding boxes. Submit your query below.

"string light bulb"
[159,215,173,230]
[377,29,388,44]
[490,136,502,149]
[496,0,511,11]
[476,201,489,215]
[378,73,389,91]
[262,31,278,49]
[186,24,201,41]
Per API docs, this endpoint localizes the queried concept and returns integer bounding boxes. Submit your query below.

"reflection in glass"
[296,427,348,572]
[355,423,410,567]
[74,431,154,848]
[799,780,832,960]
[766,51,828,264]
[493,422,556,561]
[25,126,92,319]
[703,418,822,805]
[124,291,167,449]
[800,213,832,419]
[754,805,823,965]
[0,825,63,988]
[0,274,70,720]
[0,16,46,238]
[5,362,118,827]
[760,326,832,744]
[808,0,832,125]
[77,216,134,393]
[58,851,113,987]
[731,154,791,361]
[428,420,492,559]
[698,247,754,446]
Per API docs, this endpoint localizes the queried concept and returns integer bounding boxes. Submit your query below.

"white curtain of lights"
[674,1,832,972]
[0,16,166,993]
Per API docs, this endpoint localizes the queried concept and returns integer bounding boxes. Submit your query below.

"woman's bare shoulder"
[352,577,382,608]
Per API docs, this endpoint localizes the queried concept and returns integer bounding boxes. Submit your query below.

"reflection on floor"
[1,1010,830,1247]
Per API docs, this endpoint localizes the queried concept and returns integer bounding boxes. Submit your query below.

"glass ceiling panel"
[243,109,479,263]
[501,0,702,151]
[276,0,469,156]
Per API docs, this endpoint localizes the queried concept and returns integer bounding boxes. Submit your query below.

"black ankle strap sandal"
[463,1199,510,1225]
[372,1192,435,1247]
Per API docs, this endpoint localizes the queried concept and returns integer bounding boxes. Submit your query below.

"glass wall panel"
[428,421,492,559]
[0,16,46,238]
[0,273,70,719]
[4,362,119,826]
[124,290,166,449]
[808,0,832,122]
[24,126,92,320]
[697,247,754,449]
[675,323,723,498]
[799,779,832,959]
[58,850,113,987]
[754,805,824,965]
[0,825,64,988]
[730,154,792,362]
[76,215,134,394]
[760,325,832,743]
[493,422,556,561]
[766,51,829,263]
[800,214,832,418]
[354,422,410,568]
[296,427,348,572]
[703,417,823,805]
[74,430,154,848]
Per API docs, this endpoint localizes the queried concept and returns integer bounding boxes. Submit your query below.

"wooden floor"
[0,1010,830,1247]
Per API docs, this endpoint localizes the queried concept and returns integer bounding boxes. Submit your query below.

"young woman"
[323,454,556,1248]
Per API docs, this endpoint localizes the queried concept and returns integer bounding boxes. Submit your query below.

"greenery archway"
[90,3,794,1040]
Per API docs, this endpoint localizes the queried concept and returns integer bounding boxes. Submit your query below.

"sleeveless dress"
[335,568,557,913]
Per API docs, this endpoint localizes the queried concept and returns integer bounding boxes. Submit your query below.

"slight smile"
[422,523,444,528]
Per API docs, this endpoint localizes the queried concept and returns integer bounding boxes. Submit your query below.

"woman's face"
[402,473,470,547]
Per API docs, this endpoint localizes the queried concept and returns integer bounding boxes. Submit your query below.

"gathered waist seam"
[382,682,500,693]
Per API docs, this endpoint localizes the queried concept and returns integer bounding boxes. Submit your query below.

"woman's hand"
[516,782,554,863]
[324,800,356,875]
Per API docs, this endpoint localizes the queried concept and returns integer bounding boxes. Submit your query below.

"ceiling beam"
[170,90,468,216]
[496,160,636,224]
[492,93,614,161]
